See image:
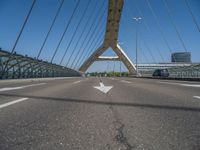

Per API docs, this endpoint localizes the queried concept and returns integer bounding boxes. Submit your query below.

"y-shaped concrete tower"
[79,0,136,75]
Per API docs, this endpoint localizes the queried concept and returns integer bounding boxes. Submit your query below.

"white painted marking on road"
[158,81,200,88]
[158,81,181,85]
[0,98,28,109]
[0,77,79,83]
[193,96,200,99]
[93,82,113,94]
[0,83,47,92]
[120,80,131,83]
[181,84,200,87]
[73,80,81,84]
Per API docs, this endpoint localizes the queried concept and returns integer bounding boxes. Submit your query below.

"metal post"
[136,22,138,76]
[133,17,142,77]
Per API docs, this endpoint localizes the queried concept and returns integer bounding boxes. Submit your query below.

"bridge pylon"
[79,0,137,75]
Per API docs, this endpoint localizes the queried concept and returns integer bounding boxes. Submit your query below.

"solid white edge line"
[0,98,28,109]
[193,96,200,99]
[0,77,81,83]
[181,84,200,87]
[158,81,179,85]
[159,81,200,87]
[0,83,47,92]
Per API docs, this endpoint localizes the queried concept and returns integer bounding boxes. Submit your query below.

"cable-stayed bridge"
[0,0,199,79]
[0,0,200,149]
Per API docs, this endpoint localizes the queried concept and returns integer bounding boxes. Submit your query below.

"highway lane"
[0,77,200,150]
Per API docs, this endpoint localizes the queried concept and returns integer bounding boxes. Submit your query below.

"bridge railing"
[168,64,200,79]
[0,50,81,79]
[139,64,200,79]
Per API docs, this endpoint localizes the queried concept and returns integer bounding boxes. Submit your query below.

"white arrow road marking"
[193,96,200,99]
[0,98,28,109]
[0,83,46,92]
[93,82,113,94]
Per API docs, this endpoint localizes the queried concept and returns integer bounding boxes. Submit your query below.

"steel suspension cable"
[37,0,65,59]
[76,30,104,70]
[73,7,107,69]
[75,21,106,69]
[2,0,36,76]
[138,45,149,63]
[12,0,36,54]
[78,33,104,69]
[162,0,188,52]
[60,0,90,64]
[64,0,92,66]
[132,0,165,62]
[51,0,80,63]
[71,1,107,68]
[146,0,172,54]
[127,3,160,63]
[143,33,161,62]
[66,1,100,67]
[127,2,164,62]
[184,0,200,32]
[143,39,157,63]
[120,42,145,65]
[146,0,178,62]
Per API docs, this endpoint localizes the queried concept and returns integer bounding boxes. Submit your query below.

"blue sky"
[0,0,199,72]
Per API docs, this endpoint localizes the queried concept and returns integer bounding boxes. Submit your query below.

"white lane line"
[120,80,131,83]
[158,81,200,88]
[73,80,81,84]
[193,96,200,99]
[0,77,80,83]
[0,83,47,92]
[0,98,28,109]
[181,84,200,87]
[158,81,179,85]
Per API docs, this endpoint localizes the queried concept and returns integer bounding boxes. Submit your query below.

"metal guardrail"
[168,64,200,78]
[139,64,200,79]
[0,50,81,79]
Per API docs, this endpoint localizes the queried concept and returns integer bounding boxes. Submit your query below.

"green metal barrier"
[0,50,81,79]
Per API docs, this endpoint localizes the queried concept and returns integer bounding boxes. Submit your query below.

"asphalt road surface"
[0,77,200,150]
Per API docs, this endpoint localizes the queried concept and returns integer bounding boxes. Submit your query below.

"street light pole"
[132,17,142,77]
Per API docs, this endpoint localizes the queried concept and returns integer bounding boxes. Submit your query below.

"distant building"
[171,52,191,63]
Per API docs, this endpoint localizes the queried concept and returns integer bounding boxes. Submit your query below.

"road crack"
[106,92,135,149]
[114,120,134,150]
